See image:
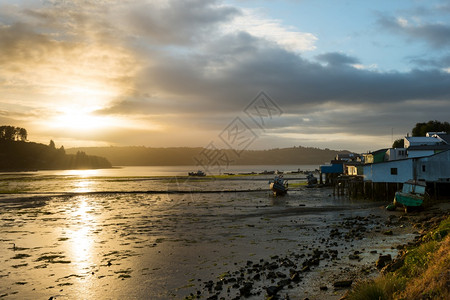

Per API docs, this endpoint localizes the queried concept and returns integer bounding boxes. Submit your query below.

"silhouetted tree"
[392,138,404,148]
[412,120,450,136]
[0,125,27,141]
[49,140,56,149]
[18,128,27,141]
[59,145,65,155]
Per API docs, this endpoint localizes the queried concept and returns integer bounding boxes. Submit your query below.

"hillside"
[0,140,112,171]
[66,146,350,166]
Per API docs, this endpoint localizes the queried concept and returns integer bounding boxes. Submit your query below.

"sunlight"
[73,180,94,193]
[64,169,100,177]
[52,107,115,132]
[67,197,96,274]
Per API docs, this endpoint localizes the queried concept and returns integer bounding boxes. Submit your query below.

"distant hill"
[0,140,112,171]
[66,146,351,166]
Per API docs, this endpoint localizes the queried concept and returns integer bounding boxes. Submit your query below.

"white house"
[416,150,450,182]
[386,148,407,161]
[404,136,441,148]
[363,158,413,183]
[363,150,450,183]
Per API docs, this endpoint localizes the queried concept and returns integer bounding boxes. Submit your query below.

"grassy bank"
[345,214,449,300]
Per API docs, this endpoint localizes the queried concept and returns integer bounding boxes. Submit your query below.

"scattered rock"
[290,271,301,282]
[333,280,353,288]
[265,286,281,297]
[348,254,360,260]
[239,282,253,297]
[381,257,404,274]
[376,254,392,270]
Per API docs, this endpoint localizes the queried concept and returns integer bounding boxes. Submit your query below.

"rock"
[348,254,360,260]
[376,254,392,270]
[278,279,291,287]
[267,262,279,270]
[381,257,404,274]
[239,282,253,297]
[333,280,353,288]
[266,286,281,296]
[290,271,301,282]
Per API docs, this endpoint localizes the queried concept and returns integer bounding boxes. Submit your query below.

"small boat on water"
[269,175,288,196]
[393,180,427,212]
[188,170,206,176]
[260,170,275,175]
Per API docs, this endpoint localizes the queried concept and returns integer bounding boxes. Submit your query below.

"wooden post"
[434,182,437,200]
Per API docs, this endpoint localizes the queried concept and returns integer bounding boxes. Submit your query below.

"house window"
[422,165,426,172]
[391,168,398,175]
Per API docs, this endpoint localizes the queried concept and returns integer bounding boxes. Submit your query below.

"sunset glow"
[0,0,449,152]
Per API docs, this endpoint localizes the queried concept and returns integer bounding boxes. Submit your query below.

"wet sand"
[0,177,426,299]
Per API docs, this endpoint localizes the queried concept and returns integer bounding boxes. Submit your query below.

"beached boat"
[269,175,288,196]
[306,173,318,187]
[393,180,427,212]
[188,170,206,176]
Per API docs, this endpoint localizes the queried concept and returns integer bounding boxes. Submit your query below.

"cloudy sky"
[1,0,449,152]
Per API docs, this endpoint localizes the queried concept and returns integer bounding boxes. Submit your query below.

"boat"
[269,175,288,196]
[260,170,275,175]
[306,173,318,187]
[393,180,427,212]
[188,170,206,176]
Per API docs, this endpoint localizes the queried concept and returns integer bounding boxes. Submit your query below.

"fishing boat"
[306,173,318,187]
[188,170,206,176]
[393,180,427,212]
[269,175,288,196]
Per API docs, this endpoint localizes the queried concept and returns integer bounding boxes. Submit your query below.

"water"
[0,166,416,299]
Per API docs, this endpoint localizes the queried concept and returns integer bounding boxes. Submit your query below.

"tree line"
[0,126,27,141]
[392,120,450,148]
[0,125,111,171]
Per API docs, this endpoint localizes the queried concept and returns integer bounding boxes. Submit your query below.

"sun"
[53,108,114,131]
[50,107,113,132]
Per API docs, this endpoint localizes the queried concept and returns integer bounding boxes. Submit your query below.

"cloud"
[221,8,317,52]
[377,13,450,48]
[0,0,449,152]
[409,54,450,68]
[124,0,240,46]
[315,52,360,66]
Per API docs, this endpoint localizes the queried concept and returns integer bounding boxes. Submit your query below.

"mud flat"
[0,183,443,300]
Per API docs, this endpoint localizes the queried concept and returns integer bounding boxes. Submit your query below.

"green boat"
[393,180,427,212]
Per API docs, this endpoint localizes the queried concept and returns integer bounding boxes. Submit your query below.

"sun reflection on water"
[67,197,97,276]
[64,169,100,177]
[74,179,94,193]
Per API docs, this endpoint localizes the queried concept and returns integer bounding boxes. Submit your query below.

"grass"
[346,275,406,300]
[345,215,450,300]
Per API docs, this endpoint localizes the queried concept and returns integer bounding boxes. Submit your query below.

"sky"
[1,0,450,153]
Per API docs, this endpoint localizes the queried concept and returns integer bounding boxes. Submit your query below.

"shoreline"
[182,202,450,300]
[0,177,448,300]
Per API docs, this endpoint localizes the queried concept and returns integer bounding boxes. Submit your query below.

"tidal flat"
[0,172,422,299]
